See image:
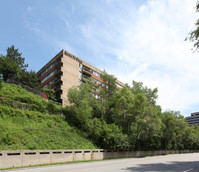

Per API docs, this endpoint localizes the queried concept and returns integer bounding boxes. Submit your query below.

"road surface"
[4,152,199,172]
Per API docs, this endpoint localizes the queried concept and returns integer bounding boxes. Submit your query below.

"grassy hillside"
[0,82,97,150]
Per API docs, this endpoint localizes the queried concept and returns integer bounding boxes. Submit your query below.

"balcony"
[82,67,92,76]
[54,69,62,76]
[54,77,62,85]
[54,85,61,92]
[54,60,62,68]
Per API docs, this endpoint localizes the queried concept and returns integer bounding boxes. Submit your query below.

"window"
[92,78,102,85]
[96,88,100,92]
[79,63,82,71]
[83,75,89,79]
[41,71,55,84]
[95,94,100,99]
[93,71,100,77]
[41,63,55,76]
[43,78,56,88]
[79,72,82,80]
[116,83,123,89]
[105,85,109,89]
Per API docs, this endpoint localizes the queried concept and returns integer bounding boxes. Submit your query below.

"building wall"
[186,112,199,126]
[37,49,125,107]
[61,52,80,106]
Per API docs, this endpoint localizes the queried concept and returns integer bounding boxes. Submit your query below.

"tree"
[0,77,2,89]
[0,54,20,82]
[67,78,130,150]
[129,114,163,150]
[114,85,134,134]
[132,80,158,105]
[0,45,28,82]
[6,45,28,70]
[98,71,118,123]
[186,1,199,51]
[16,70,40,90]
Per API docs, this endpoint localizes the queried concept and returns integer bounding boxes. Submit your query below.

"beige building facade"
[37,49,124,106]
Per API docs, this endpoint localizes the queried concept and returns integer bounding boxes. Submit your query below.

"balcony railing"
[54,77,62,85]
[82,67,92,75]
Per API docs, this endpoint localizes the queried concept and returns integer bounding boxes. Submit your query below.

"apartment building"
[186,112,199,126]
[37,49,124,106]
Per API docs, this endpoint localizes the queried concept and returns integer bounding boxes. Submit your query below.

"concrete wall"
[61,51,80,106]
[0,149,197,169]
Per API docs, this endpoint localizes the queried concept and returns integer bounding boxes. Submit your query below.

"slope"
[0,82,97,150]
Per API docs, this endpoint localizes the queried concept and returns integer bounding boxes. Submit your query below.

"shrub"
[17,102,23,109]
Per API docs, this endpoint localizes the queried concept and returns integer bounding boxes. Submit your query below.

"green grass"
[0,82,97,150]
[0,105,97,150]
[0,82,62,114]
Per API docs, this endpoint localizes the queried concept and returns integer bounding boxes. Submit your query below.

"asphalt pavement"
[3,152,199,172]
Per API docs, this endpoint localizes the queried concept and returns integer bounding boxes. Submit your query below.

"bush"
[0,79,2,89]
[17,102,23,109]
[88,118,130,150]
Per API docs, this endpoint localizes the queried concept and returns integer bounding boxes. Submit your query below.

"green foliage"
[17,102,23,109]
[0,82,61,114]
[186,1,199,51]
[1,71,199,151]
[0,105,96,150]
[87,118,130,150]
[66,78,129,150]
[0,79,2,89]
[6,45,28,71]
[0,45,40,90]
[16,70,40,90]
[0,82,96,150]
[0,54,21,82]
[67,71,199,151]
[42,87,56,101]
[98,71,118,123]
[0,45,29,82]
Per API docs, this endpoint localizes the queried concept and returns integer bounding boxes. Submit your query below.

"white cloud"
[76,0,199,115]
[115,0,199,115]
[23,0,199,115]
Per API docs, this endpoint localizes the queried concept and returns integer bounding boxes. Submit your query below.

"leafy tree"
[0,78,2,89]
[98,71,118,123]
[129,115,163,150]
[16,70,40,90]
[66,71,199,151]
[67,78,130,150]
[132,80,158,105]
[114,85,134,134]
[186,1,199,51]
[160,111,180,150]
[68,81,96,108]
[185,125,199,150]
[77,99,92,125]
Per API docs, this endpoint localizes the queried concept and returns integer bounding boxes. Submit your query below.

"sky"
[0,0,198,116]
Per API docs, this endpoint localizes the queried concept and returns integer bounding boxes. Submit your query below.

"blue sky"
[0,0,198,116]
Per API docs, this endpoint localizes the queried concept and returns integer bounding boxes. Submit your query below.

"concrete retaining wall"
[0,149,197,169]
